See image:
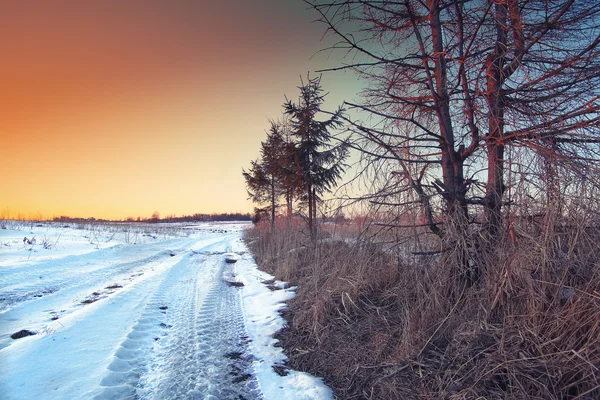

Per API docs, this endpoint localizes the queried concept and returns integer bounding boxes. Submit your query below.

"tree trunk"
[286,189,293,219]
[307,182,313,235]
[429,0,473,285]
[428,0,469,223]
[270,174,276,226]
[484,1,508,241]
[312,188,317,223]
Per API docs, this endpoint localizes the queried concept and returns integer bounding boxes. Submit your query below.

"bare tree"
[306,0,600,274]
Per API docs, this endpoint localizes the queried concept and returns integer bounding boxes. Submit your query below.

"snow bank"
[235,239,333,400]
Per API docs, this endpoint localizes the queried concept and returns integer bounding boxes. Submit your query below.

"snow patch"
[0,222,331,399]
[237,240,333,400]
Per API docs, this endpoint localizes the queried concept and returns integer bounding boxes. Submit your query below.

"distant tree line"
[52,212,251,224]
[52,216,109,223]
[154,213,251,223]
[243,75,348,234]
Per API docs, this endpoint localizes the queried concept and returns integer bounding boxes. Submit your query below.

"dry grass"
[244,216,600,399]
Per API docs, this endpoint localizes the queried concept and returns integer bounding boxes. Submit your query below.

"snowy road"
[0,222,331,400]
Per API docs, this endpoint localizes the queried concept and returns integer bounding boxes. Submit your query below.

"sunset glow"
[1,1,356,220]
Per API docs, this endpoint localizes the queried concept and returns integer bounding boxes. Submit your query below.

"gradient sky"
[1,1,361,220]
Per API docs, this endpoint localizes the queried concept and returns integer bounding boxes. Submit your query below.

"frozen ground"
[0,221,331,400]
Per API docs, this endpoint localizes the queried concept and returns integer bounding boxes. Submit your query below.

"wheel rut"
[95,240,263,400]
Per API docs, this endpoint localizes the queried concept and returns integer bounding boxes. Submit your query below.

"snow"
[0,221,331,400]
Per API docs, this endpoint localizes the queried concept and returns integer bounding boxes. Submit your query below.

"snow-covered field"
[0,221,331,400]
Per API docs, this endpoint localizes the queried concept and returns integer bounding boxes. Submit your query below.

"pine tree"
[243,121,290,225]
[275,119,303,220]
[242,160,270,222]
[283,75,348,234]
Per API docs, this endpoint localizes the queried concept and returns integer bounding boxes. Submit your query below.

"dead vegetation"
[240,1,600,397]
[244,216,600,399]
[225,280,245,288]
[11,329,37,340]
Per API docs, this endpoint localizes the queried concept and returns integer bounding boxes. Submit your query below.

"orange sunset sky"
[1,1,361,220]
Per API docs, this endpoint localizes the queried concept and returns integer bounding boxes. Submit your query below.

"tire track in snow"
[0,242,190,400]
[141,254,215,399]
[191,260,263,400]
[0,238,196,314]
[0,236,232,352]
[94,239,263,400]
[93,249,208,400]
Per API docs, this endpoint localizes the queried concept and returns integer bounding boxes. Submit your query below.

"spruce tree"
[283,75,347,234]
[243,121,290,225]
[242,160,270,223]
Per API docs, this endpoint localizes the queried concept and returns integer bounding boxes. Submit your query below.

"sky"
[1,0,362,220]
